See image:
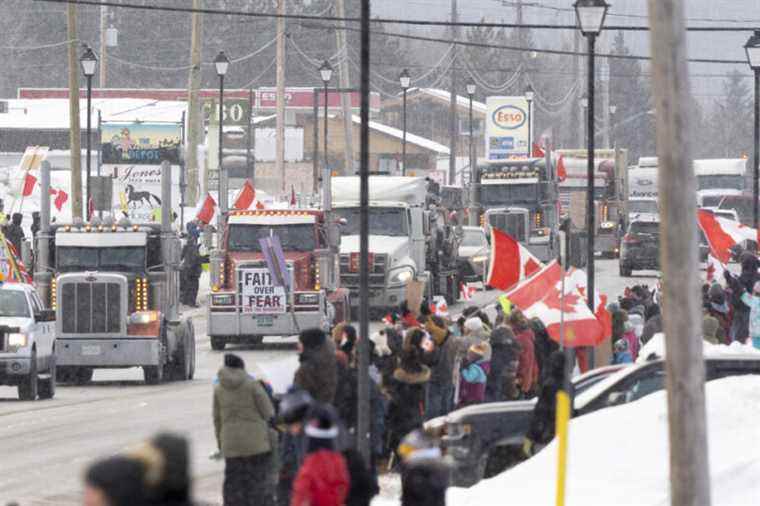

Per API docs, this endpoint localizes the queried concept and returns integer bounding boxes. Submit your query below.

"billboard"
[104,163,181,223]
[101,122,182,165]
[485,96,531,160]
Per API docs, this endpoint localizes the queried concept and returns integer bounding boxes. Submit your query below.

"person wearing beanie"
[294,328,338,403]
[290,404,349,506]
[84,456,149,506]
[457,342,491,407]
[213,353,275,505]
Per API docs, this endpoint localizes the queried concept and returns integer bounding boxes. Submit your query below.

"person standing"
[510,310,538,398]
[213,353,275,506]
[423,315,458,420]
[5,213,24,256]
[293,328,338,404]
[397,430,449,506]
[728,253,760,343]
[181,221,202,307]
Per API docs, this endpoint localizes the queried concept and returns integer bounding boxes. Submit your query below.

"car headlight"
[389,266,414,286]
[295,293,320,305]
[471,255,488,263]
[7,333,27,349]
[128,311,159,325]
[600,221,616,229]
[211,294,235,306]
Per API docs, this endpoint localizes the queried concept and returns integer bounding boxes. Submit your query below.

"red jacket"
[515,328,538,395]
[291,449,349,506]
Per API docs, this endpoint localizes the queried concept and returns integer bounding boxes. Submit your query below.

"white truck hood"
[340,235,410,260]
[0,317,34,333]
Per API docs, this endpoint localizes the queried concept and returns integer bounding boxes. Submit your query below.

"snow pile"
[637,333,760,363]
[447,375,760,506]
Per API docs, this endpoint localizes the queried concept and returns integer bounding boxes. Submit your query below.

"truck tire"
[143,365,164,385]
[210,336,226,351]
[38,354,56,400]
[187,321,196,380]
[18,351,38,401]
[171,331,193,381]
[73,367,94,385]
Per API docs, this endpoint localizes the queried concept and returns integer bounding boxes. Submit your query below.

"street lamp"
[399,69,411,175]
[525,85,535,157]
[575,0,609,367]
[214,51,230,221]
[319,60,333,178]
[80,46,97,220]
[466,81,477,225]
[745,30,760,231]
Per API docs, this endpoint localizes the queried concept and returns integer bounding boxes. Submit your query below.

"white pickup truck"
[0,283,56,400]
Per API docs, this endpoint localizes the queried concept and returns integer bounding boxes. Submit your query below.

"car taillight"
[623,234,640,244]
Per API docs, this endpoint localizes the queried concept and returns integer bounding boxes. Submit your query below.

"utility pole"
[573,32,582,148]
[335,0,355,175]
[99,4,107,87]
[67,4,83,220]
[647,2,711,506]
[186,0,202,205]
[276,0,287,194]
[448,0,458,185]
[602,59,611,149]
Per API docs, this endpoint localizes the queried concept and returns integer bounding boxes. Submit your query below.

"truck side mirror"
[35,309,56,322]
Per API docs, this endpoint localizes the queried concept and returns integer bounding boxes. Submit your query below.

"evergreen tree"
[708,71,753,158]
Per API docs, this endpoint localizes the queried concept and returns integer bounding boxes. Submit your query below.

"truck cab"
[207,210,348,350]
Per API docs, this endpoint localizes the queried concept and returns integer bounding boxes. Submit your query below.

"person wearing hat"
[276,389,314,506]
[290,404,349,506]
[213,353,275,506]
[397,430,449,506]
[293,328,338,404]
[180,221,202,307]
[457,342,490,407]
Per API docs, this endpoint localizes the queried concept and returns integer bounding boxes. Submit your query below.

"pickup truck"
[0,283,56,400]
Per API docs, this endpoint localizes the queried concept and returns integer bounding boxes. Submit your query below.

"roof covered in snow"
[395,87,488,116]
[350,115,450,155]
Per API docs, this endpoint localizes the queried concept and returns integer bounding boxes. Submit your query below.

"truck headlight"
[128,311,158,325]
[211,294,235,306]
[295,293,320,305]
[7,333,27,349]
[389,266,414,286]
[600,221,616,230]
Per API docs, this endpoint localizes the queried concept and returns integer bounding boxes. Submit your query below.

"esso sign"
[492,106,526,130]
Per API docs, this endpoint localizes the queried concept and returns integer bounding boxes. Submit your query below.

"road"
[0,260,657,505]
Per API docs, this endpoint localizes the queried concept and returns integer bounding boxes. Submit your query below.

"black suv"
[619,214,660,276]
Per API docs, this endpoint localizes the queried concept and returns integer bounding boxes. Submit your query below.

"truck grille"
[61,282,122,334]
[489,214,527,242]
[339,254,387,288]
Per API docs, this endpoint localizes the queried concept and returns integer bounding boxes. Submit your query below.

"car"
[619,213,660,277]
[433,364,624,487]
[457,226,490,283]
[0,282,56,400]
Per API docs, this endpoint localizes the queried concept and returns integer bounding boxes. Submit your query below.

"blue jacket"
[740,292,760,338]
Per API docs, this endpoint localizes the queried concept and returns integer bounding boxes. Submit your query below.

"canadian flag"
[505,260,607,347]
[22,173,37,197]
[460,282,476,301]
[706,254,726,284]
[486,228,543,291]
[196,193,217,225]
[53,189,69,211]
[232,180,256,210]
[429,295,449,318]
[697,209,756,264]
[564,267,612,342]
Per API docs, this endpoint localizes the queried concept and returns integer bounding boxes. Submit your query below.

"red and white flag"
[22,173,37,197]
[706,254,726,284]
[697,209,757,264]
[504,261,607,347]
[564,267,612,342]
[429,295,449,318]
[486,228,543,291]
[460,282,476,301]
[196,193,217,225]
[232,180,256,210]
[53,188,68,211]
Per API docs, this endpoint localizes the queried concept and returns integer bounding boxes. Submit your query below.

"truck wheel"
[18,351,38,401]
[143,365,164,385]
[73,367,94,385]
[38,354,57,400]
[187,321,196,380]
[210,336,226,351]
[172,333,193,381]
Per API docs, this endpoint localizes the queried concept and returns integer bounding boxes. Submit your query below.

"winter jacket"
[485,338,518,402]
[622,329,640,361]
[401,459,449,506]
[514,328,539,396]
[290,449,349,506]
[181,237,202,277]
[342,448,379,506]
[387,365,431,452]
[530,318,558,381]
[213,367,275,458]
[613,351,634,364]
[740,292,760,339]
[729,254,760,341]
[5,223,24,256]
[423,334,458,388]
[334,358,358,430]
[641,314,663,345]
[706,303,731,343]
[293,341,338,404]
[702,314,721,345]
[458,359,490,406]
[526,353,570,445]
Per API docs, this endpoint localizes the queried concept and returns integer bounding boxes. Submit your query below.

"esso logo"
[492,105,526,130]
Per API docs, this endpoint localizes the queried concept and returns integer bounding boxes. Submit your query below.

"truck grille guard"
[339,253,387,288]
[58,274,127,336]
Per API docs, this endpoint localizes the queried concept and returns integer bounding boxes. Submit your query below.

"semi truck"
[33,161,195,385]
[330,176,460,315]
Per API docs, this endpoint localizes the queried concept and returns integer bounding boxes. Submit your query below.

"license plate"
[81,344,101,356]
[256,315,274,327]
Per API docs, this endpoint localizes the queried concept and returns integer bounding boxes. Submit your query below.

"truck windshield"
[0,290,29,317]
[227,224,316,252]
[480,184,538,207]
[56,247,147,272]
[462,229,486,247]
[333,207,408,237]
[697,175,744,191]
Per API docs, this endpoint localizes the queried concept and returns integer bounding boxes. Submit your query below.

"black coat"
[485,341,517,402]
[293,341,338,404]
[343,449,379,506]
[526,352,570,445]
[5,223,24,255]
[401,459,449,506]
[387,366,430,452]
[181,238,202,277]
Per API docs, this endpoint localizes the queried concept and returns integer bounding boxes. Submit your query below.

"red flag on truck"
[196,193,217,224]
[233,180,256,210]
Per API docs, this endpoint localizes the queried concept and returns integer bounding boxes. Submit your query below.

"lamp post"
[214,51,230,219]
[319,60,333,178]
[745,31,760,232]
[575,0,609,369]
[580,93,589,143]
[399,69,411,175]
[80,46,97,219]
[609,104,617,148]
[466,81,477,225]
[525,85,535,157]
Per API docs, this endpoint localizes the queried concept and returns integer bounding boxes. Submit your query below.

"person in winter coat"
[702,312,721,345]
[398,430,449,506]
[486,326,519,402]
[180,221,202,307]
[387,328,431,459]
[342,448,379,506]
[290,404,350,506]
[461,317,492,360]
[726,271,760,349]
[84,455,150,506]
[705,283,731,343]
[423,315,458,419]
[510,310,539,398]
[5,213,24,257]
[523,351,568,457]
[213,353,276,506]
[621,321,640,361]
[277,389,314,506]
[457,342,491,407]
[612,339,634,364]
[609,303,628,356]
[293,328,338,404]
[530,317,558,382]
[640,304,663,345]
[728,252,759,342]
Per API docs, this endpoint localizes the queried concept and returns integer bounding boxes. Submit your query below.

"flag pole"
[555,218,573,506]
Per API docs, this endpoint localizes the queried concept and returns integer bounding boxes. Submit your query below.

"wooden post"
[67,4,82,220]
[647,2,711,505]
[335,0,355,175]
[448,0,458,185]
[186,0,202,205]
[276,0,286,194]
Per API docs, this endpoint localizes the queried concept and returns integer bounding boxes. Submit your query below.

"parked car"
[437,356,760,487]
[619,213,660,277]
[0,283,56,400]
[457,226,490,283]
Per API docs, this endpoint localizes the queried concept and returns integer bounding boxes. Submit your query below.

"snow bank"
[637,333,760,364]
[447,375,760,506]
